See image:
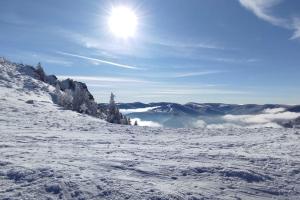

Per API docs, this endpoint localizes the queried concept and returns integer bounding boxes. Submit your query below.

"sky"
[0,0,300,104]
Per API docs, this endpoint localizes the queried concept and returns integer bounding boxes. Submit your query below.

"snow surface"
[0,61,300,199]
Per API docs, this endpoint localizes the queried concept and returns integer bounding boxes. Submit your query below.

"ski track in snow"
[0,61,300,199]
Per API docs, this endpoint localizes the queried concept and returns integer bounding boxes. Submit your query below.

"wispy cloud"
[57,75,151,83]
[291,18,300,40]
[82,83,113,88]
[43,59,72,66]
[211,57,260,63]
[154,89,250,95]
[172,70,223,78]
[59,31,145,58]
[56,51,140,70]
[150,38,227,50]
[239,0,286,27]
[11,51,73,67]
[239,0,300,39]
[62,30,235,60]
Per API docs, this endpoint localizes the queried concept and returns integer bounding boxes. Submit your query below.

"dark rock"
[25,100,34,104]
[45,75,58,86]
[221,169,271,183]
[45,183,61,194]
[6,168,34,182]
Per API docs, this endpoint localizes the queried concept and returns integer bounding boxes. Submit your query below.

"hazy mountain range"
[117,102,300,128]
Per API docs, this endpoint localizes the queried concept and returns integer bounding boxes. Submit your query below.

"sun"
[108,6,138,39]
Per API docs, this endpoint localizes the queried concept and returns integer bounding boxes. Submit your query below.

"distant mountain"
[287,105,300,113]
[117,102,299,128]
[118,102,291,116]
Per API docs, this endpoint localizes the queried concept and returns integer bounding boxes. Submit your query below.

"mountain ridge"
[117,102,300,128]
[117,102,295,115]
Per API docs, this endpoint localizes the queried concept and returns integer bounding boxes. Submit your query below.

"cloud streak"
[150,38,227,50]
[291,18,300,40]
[57,75,150,83]
[239,0,300,39]
[239,0,286,27]
[56,51,140,69]
[173,70,223,78]
[63,30,236,61]
[153,89,250,95]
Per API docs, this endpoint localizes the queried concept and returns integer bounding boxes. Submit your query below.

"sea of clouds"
[121,106,300,128]
[194,108,300,129]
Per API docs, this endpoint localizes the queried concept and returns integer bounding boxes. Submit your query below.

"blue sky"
[0,0,300,104]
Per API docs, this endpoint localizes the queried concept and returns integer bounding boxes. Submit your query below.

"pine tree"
[106,93,132,125]
[128,117,131,125]
[36,62,45,81]
[107,92,121,123]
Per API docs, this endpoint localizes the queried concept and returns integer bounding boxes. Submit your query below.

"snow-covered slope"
[0,60,300,199]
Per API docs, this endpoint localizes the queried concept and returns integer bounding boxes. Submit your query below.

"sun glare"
[108,6,138,39]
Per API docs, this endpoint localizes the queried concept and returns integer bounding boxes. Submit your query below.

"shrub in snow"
[54,84,73,110]
[79,103,88,113]
[0,57,7,64]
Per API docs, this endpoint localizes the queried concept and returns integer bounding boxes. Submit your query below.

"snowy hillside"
[0,60,300,199]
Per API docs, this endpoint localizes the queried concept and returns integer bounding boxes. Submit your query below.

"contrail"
[57,51,139,70]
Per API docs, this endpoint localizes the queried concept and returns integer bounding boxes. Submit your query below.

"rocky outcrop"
[12,60,130,124]
[55,78,99,117]
[13,61,102,118]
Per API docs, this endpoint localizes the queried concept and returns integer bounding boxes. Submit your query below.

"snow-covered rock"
[0,58,104,118]
[56,78,99,116]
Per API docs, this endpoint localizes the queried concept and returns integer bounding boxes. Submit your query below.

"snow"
[120,106,159,114]
[0,61,300,199]
[130,118,162,127]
